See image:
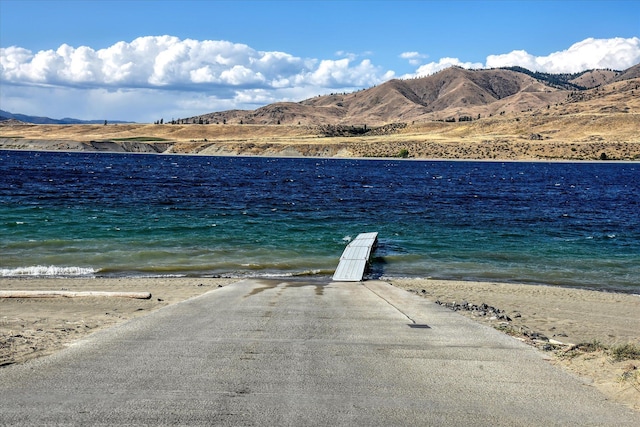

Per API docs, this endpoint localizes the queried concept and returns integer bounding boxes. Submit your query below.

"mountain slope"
[193,65,628,126]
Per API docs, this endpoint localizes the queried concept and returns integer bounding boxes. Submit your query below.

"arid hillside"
[1,66,639,161]
[190,65,640,126]
[190,67,565,126]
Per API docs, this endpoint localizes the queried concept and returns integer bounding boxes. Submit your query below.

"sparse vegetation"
[611,343,640,362]
[110,137,170,142]
[579,340,607,352]
[617,364,639,392]
[505,66,591,90]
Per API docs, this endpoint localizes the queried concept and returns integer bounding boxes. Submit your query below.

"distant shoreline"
[1,144,639,163]
[1,118,639,161]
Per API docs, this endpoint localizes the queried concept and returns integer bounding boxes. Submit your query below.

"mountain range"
[0,110,131,125]
[188,64,640,126]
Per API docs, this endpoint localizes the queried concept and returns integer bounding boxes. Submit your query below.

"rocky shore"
[2,136,639,161]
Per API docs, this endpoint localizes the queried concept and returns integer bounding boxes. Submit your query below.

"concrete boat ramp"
[0,278,637,426]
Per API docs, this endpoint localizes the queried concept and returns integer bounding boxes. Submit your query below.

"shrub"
[610,343,640,362]
[397,148,409,158]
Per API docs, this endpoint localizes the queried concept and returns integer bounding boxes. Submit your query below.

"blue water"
[1,150,638,293]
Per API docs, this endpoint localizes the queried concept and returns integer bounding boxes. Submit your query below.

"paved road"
[1,279,637,425]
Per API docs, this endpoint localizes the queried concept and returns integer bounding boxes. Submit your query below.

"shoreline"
[1,276,638,411]
[2,113,639,161]
[1,146,639,163]
[3,271,639,296]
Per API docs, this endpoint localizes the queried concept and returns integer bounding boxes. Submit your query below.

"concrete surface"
[0,279,637,426]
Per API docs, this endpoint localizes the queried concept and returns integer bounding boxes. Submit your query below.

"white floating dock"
[332,232,378,282]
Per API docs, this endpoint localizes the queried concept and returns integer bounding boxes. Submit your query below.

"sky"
[1,0,639,123]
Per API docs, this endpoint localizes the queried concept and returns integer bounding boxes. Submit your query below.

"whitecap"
[0,265,96,277]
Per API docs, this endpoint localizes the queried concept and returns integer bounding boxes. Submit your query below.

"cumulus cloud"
[486,37,640,73]
[403,37,640,79]
[0,35,391,91]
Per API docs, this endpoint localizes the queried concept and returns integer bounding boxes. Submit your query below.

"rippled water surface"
[1,150,638,292]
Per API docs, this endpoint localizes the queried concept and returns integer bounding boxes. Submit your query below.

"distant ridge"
[0,110,133,125]
[186,64,639,126]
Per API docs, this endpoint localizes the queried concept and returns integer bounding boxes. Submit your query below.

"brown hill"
[615,63,640,81]
[570,69,621,88]
[191,66,640,126]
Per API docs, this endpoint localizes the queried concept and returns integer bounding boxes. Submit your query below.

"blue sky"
[1,0,639,122]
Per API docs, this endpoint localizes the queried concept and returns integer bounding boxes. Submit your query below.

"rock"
[529,333,549,341]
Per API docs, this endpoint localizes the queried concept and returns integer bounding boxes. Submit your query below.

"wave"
[293,269,334,277]
[83,267,333,280]
[0,265,97,277]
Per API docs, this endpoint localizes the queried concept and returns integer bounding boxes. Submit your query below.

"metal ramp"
[332,232,378,282]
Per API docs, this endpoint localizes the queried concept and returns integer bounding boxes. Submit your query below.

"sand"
[0,277,235,366]
[1,277,639,411]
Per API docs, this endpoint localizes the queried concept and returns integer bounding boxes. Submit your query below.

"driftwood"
[0,290,152,299]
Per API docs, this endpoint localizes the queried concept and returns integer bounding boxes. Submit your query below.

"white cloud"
[486,37,640,73]
[307,58,394,88]
[0,35,390,91]
[404,57,484,78]
[401,37,640,79]
[400,51,428,66]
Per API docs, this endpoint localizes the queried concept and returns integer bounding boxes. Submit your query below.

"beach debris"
[0,291,152,299]
[434,300,511,321]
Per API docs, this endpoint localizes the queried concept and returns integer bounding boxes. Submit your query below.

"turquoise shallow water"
[1,150,639,293]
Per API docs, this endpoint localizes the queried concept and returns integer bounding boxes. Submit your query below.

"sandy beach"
[1,277,639,411]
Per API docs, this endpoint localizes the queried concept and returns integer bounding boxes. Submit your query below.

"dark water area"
[1,150,638,293]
